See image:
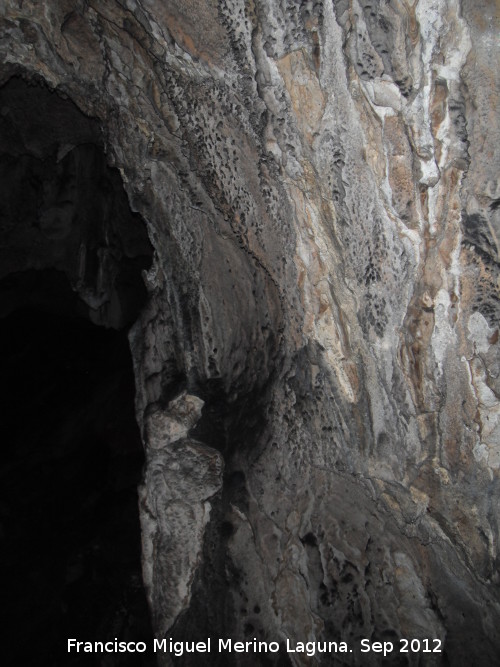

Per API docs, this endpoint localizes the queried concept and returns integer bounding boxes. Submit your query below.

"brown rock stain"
[140,0,229,65]
[277,50,325,145]
[430,78,448,165]
[402,0,420,47]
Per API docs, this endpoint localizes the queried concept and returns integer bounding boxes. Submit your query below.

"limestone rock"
[1,0,499,665]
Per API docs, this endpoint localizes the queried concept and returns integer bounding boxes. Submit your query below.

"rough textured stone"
[1,0,499,665]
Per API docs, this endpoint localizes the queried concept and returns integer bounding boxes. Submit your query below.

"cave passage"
[0,283,154,667]
[0,76,156,666]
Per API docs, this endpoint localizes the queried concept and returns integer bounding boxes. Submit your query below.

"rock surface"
[1,0,499,665]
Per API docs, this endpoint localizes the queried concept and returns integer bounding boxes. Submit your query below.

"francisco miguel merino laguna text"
[68,637,352,657]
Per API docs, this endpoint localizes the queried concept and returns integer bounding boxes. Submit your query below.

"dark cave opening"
[0,76,153,331]
[0,299,154,667]
[0,76,155,666]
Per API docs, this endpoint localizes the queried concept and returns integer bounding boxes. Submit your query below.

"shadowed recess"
[0,75,155,666]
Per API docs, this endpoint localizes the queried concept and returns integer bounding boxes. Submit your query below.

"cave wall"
[1,1,499,665]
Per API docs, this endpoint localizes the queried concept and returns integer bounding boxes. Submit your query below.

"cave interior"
[0,76,155,666]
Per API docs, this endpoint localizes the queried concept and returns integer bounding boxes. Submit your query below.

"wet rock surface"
[0,1,499,665]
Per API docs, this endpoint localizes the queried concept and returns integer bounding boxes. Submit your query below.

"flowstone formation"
[1,1,499,665]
